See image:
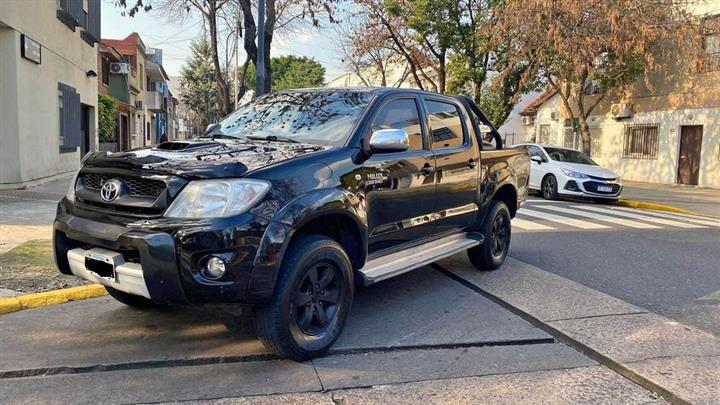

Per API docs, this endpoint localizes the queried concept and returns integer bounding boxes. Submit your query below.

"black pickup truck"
[54,88,529,360]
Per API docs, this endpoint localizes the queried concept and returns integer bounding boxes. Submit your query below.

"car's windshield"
[216,91,373,146]
[543,147,598,165]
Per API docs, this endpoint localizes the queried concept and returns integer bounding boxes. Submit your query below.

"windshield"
[543,147,598,165]
[216,91,373,146]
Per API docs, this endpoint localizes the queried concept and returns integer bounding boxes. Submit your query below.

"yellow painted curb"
[0,284,107,315]
[615,200,700,216]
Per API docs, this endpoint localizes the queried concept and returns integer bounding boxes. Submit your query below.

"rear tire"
[467,201,512,271]
[105,287,161,309]
[253,234,354,361]
[541,175,559,200]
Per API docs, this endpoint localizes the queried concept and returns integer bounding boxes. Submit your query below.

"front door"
[80,104,91,158]
[363,96,437,255]
[120,114,129,151]
[424,98,479,236]
[677,126,703,185]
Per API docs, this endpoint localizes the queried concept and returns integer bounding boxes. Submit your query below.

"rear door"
[423,98,480,236]
[363,96,437,255]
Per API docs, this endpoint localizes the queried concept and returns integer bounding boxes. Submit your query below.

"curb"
[0,284,107,315]
[615,199,701,216]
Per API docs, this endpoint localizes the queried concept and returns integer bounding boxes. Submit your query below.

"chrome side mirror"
[478,124,493,134]
[369,129,409,153]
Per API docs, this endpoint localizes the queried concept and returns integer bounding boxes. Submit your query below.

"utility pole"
[256,0,266,97]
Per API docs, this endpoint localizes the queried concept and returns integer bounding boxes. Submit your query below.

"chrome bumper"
[67,247,151,299]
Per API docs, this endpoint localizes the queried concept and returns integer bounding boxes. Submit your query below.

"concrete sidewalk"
[0,176,70,254]
[622,181,720,217]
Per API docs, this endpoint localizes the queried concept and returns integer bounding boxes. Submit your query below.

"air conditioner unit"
[135,100,144,109]
[109,62,130,75]
[611,103,633,119]
[521,116,534,126]
[550,111,559,121]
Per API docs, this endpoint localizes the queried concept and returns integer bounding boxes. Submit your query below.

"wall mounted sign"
[21,34,42,64]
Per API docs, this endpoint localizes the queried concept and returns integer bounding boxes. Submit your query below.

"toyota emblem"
[100,179,122,202]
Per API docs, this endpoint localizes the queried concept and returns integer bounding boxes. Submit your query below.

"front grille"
[588,175,617,182]
[81,173,166,198]
[583,181,621,194]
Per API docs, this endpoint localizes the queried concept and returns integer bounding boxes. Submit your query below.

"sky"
[100,0,347,82]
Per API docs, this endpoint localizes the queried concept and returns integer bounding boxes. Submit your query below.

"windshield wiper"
[246,135,300,143]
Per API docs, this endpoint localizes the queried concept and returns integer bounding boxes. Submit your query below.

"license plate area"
[84,248,125,279]
[597,185,613,192]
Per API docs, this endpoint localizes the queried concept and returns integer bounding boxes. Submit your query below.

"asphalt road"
[511,196,720,336]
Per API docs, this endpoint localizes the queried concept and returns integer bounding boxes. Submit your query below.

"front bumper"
[557,177,623,200]
[53,199,282,305]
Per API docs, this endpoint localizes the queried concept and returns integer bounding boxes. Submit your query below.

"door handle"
[468,158,477,168]
[421,164,435,176]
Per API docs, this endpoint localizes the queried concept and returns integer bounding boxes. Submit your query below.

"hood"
[559,162,619,180]
[83,138,333,178]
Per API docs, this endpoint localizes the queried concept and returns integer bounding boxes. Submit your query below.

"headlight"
[66,170,81,202]
[164,179,271,218]
[561,169,589,179]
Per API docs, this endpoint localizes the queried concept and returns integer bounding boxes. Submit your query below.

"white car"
[514,144,623,202]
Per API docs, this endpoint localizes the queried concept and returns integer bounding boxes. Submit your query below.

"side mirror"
[369,129,409,153]
[530,155,544,164]
[478,124,493,134]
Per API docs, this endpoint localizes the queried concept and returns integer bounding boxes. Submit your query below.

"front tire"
[253,234,354,361]
[467,201,512,271]
[105,287,161,309]
[542,175,559,200]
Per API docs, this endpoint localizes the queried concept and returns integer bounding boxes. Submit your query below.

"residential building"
[168,75,202,140]
[97,42,133,151]
[145,47,170,143]
[509,4,720,188]
[103,33,150,149]
[1,0,101,189]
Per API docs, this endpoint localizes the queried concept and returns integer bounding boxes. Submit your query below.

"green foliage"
[476,91,509,128]
[245,55,326,93]
[97,94,118,142]
[180,39,223,127]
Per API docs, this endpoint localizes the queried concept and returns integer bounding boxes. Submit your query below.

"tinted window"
[543,147,598,165]
[426,100,465,149]
[526,145,544,158]
[218,91,373,146]
[372,98,424,151]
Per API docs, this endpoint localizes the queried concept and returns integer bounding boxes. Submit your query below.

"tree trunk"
[578,116,592,155]
[238,0,257,64]
[262,0,276,93]
[208,4,232,116]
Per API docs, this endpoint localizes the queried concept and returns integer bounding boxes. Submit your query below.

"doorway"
[120,114,129,151]
[677,125,703,185]
[80,104,91,158]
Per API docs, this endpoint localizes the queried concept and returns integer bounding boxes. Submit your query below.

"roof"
[290,86,452,97]
[520,87,558,116]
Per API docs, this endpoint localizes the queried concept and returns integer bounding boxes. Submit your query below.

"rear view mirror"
[369,129,409,153]
[478,124,493,134]
[531,155,544,164]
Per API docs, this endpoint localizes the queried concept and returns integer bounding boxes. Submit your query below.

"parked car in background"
[513,143,622,202]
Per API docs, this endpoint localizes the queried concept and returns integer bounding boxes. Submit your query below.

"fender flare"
[246,188,367,303]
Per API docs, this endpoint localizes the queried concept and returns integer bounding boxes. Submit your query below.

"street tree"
[180,39,224,127]
[244,55,326,91]
[98,94,118,142]
[496,0,701,154]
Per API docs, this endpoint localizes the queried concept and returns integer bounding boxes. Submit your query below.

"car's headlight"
[66,169,81,202]
[561,169,589,179]
[164,179,271,218]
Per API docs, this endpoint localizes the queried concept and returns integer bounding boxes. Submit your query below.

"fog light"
[202,256,226,280]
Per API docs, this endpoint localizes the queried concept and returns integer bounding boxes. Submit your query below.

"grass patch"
[0,239,88,293]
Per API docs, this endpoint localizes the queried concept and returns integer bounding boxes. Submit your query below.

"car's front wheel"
[467,200,512,271]
[253,234,354,361]
[542,175,559,200]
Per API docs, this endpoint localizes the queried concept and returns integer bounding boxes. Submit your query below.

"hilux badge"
[100,179,122,202]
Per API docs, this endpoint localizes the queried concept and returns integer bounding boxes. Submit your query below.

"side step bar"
[358,233,483,286]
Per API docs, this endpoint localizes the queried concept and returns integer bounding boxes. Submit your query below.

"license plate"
[84,248,123,279]
[597,185,613,192]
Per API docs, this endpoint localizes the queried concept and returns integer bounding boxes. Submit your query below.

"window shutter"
[59,83,81,149]
[85,0,101,43]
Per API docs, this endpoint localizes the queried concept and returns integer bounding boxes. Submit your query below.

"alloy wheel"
[490,214,510,258]
[292,262,341,335]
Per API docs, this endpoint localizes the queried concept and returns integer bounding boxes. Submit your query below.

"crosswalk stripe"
[512,218,556,230]
[536,205,662,229]
[517,208,610,229]
[612,207,720,227]
[570,205,707,229]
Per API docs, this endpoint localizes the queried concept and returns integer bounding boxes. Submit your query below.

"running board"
[358,233,483,286]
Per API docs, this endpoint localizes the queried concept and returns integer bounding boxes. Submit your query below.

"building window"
[101,56,110,86]
[139,64,144,89]
[704,31,720,72]
[539,124,551,144]
[58,89,64,145]
[623,124,659,160]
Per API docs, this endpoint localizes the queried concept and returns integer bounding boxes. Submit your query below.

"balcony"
[145,91,165,112]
